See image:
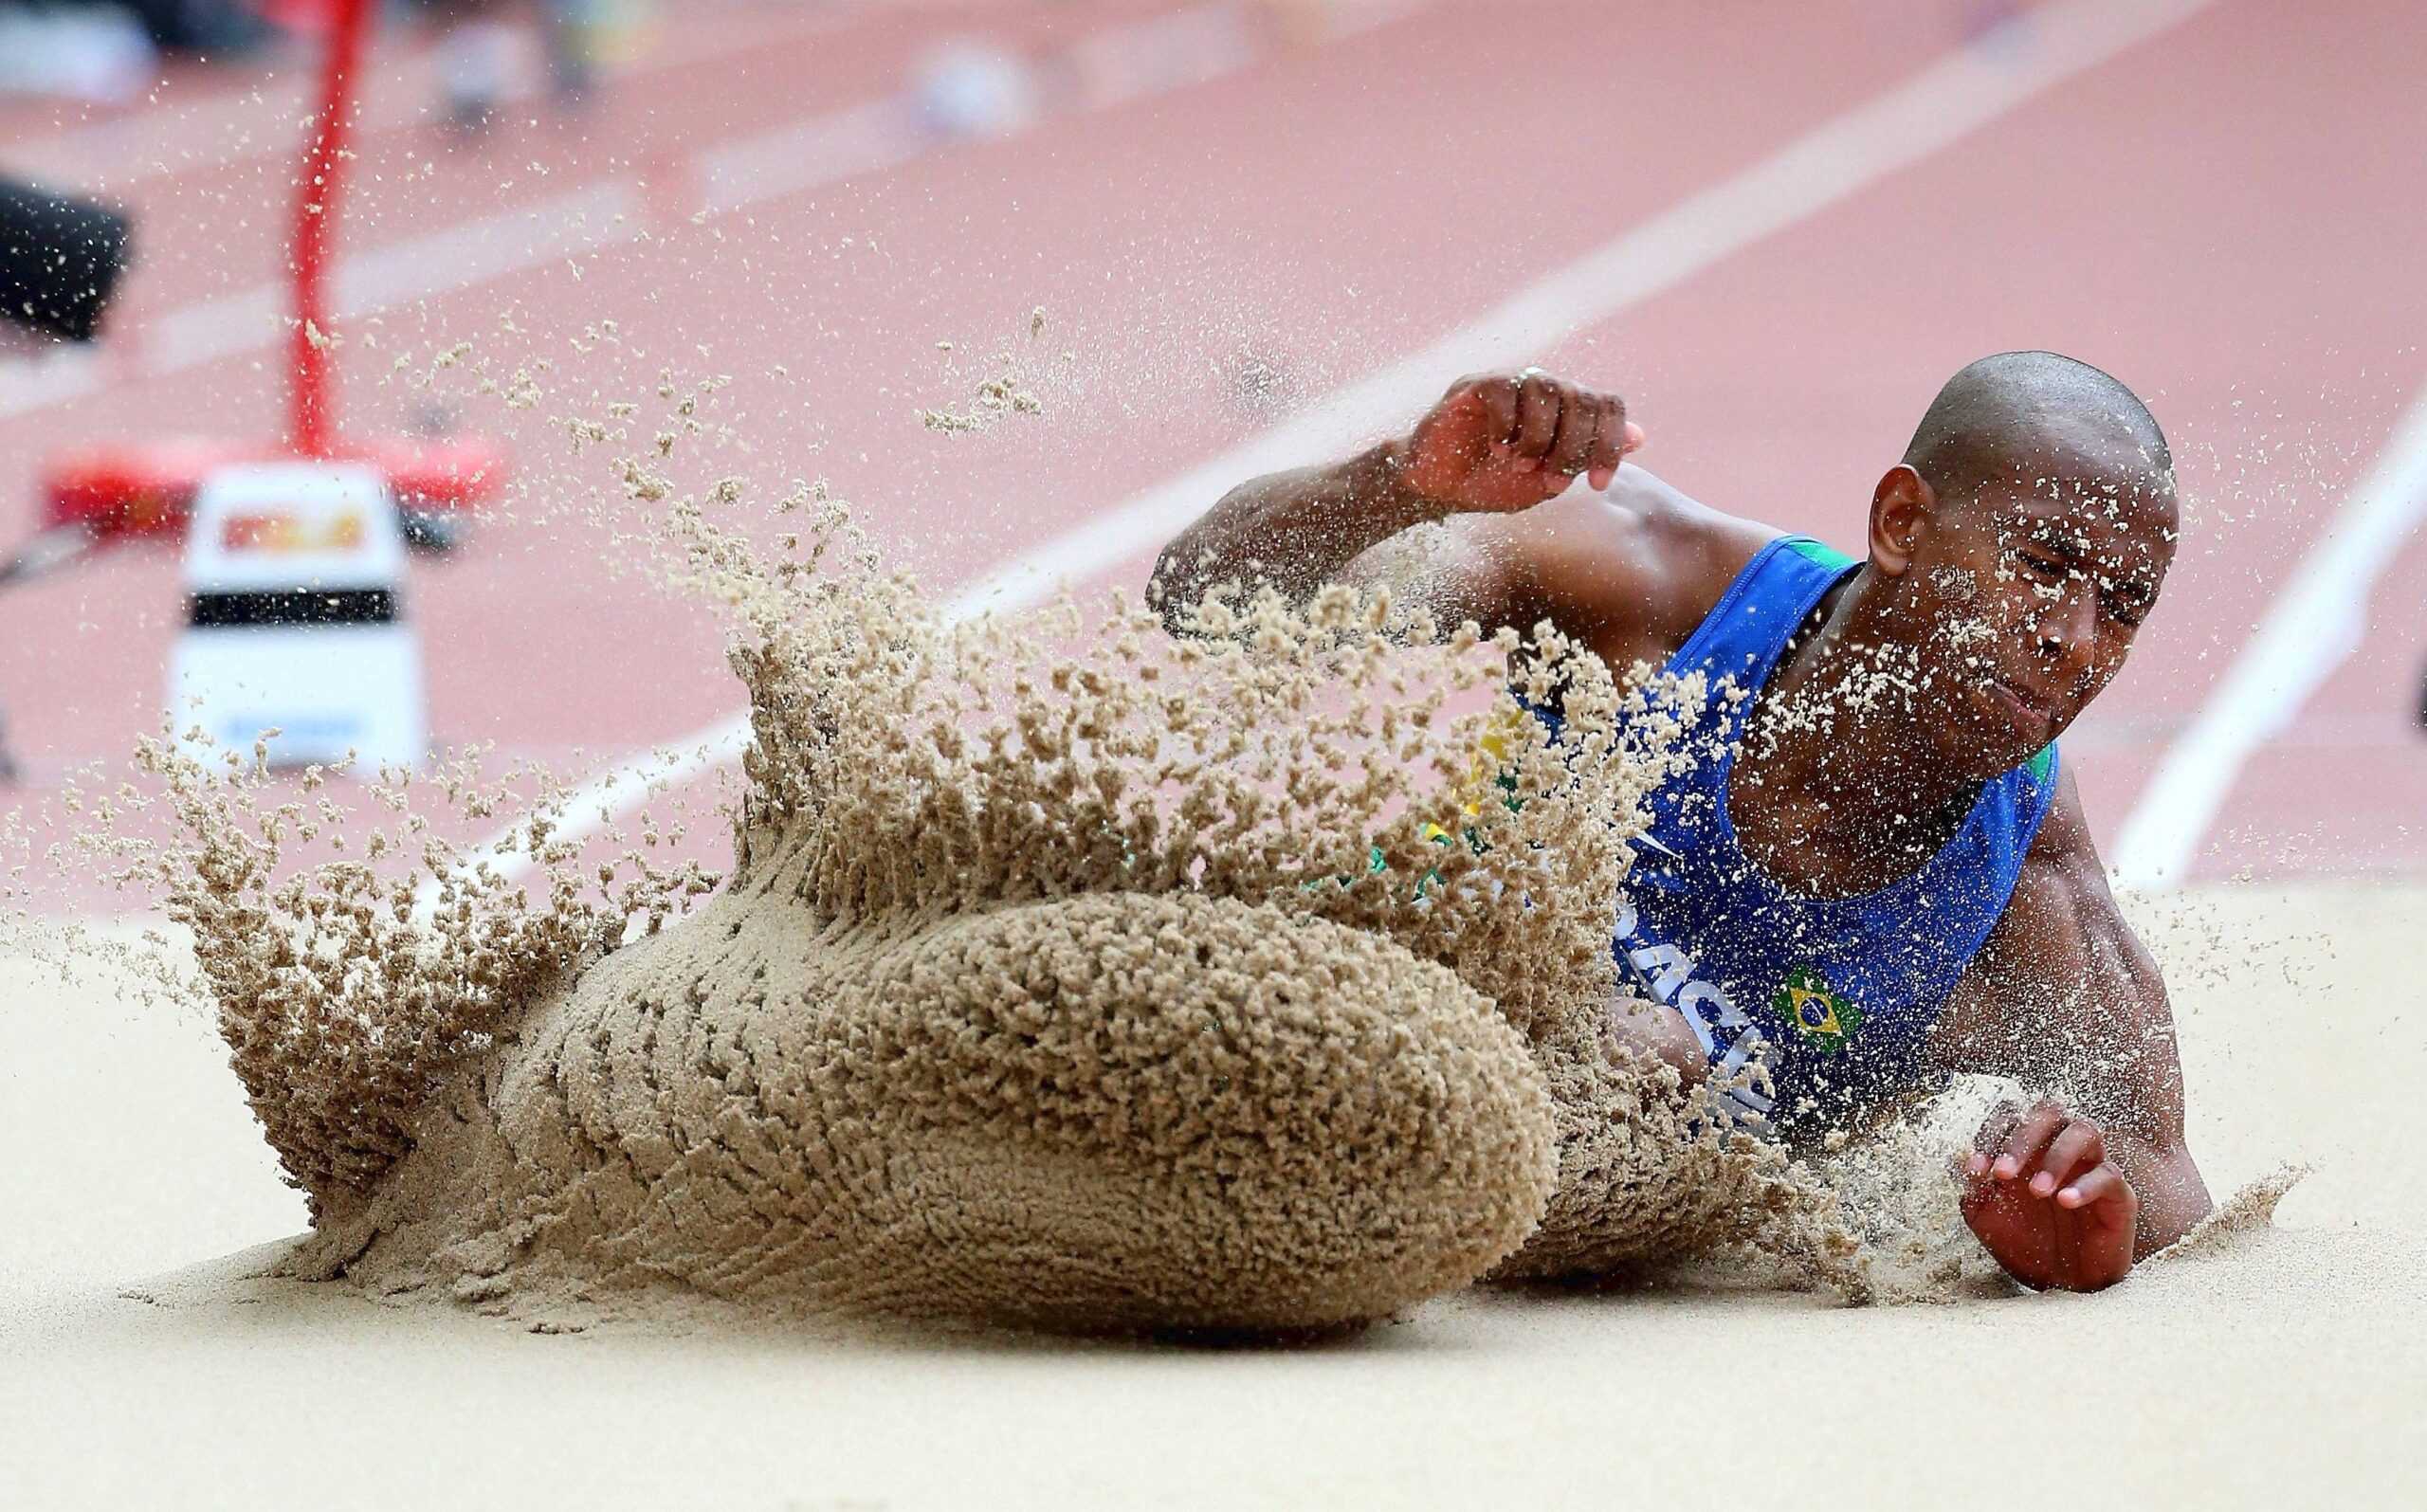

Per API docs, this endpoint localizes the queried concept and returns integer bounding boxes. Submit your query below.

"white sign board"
[168,462,426,772]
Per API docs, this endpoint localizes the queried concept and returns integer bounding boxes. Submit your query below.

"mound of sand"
[295,889,1559,1333]
[102,472,1865,1334]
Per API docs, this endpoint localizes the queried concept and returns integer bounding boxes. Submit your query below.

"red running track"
[0,0,2420,909]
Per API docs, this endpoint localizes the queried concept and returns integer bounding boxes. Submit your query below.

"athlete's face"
[1896,437,2178,777]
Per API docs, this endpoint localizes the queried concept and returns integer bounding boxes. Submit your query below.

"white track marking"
[696,99,922,216]
[0,345,103,417]
[144,182,643,379]
[0,4,1296,423]
[832,0,2226,622]
[2112,384,2427,892]
[1,7,865,193]
[436,0,2220,893]
[0,183,653,423]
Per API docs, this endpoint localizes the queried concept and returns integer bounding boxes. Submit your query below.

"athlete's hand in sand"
[1395,370,1645,515]
[1960,1099,2141,1292]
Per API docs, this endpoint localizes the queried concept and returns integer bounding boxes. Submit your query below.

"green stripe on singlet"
[1780,536,1859,572]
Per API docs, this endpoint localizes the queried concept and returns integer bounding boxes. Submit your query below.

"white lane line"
[0,345,103,417]
[439,0,2220,892]
[143,181,644,379]
[696,98,922,217]
[0,180,655,423]
[0,3,1290,424]
[2112,383,2427,893]
[2,7,867,194]
[923,0,2223,621]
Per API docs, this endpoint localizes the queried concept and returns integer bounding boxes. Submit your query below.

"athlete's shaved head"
[1863,351,2181,779]
[1903,351,2172,508]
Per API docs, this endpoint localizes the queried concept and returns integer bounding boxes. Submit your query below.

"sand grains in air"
[98,443,1907,1333]
[88,386,2269,1333]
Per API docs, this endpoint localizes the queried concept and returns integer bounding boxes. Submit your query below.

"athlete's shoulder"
[1595,463,1785,580]
[1506,464,1786,668]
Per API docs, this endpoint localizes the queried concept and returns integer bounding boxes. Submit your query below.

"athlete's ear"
[1868,465,1934,578]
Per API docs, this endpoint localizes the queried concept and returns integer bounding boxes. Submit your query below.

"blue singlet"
[1607,535,2058,1134]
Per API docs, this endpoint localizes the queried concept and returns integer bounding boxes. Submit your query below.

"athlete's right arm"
[1156,371,1719,1084]
[1148,371,1640,634]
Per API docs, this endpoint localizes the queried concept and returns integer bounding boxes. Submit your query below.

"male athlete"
[1151,353,2213,1292]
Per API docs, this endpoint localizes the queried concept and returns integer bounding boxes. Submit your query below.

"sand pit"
[2,884,2418,1506]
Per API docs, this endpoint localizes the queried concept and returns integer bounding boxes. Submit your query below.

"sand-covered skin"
[98,466,1864,1333]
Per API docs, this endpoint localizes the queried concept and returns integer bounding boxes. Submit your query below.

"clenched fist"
[1394,370,1644,515]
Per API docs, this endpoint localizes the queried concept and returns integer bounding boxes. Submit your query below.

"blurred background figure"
[118,0,268,55]
[422,0,648,133]
[0,3,160,105]
[0,174,132,350]
[0,0,271,106]
[911,34,1039,143]
[0,173,131,777]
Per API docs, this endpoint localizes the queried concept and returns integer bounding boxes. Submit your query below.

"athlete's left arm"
[1930,768,2215,1290]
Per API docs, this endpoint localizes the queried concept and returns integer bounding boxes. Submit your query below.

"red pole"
[289,0,373,457]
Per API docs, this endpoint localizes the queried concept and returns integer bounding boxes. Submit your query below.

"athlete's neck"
[1730,570,1981,894]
